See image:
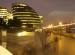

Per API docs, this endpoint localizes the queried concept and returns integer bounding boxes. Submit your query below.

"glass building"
[12,3,43,30]
[0,7,8,18]
[0,6,9,25]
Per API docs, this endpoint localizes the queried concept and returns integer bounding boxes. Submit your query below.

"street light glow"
[47,24,53,28]
[17,31,35,37]
[58,22,63,26]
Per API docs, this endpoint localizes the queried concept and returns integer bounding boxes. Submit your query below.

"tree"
[8,19,22,27]
[0,18,4,26]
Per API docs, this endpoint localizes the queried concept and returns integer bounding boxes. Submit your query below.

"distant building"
[0,7,8,25]
[0,7,8,18]
[0,7,13,25]
[66,25,75,33]
[12,3,43,31]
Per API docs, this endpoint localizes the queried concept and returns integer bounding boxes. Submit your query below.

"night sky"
[0,0,75,26]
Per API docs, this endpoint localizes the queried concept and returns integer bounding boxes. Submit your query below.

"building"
[66,25,75,33]
[0,6,13,25]
[12,3,43,31]
[0,7,8,23]
[0,7,8,18]
[0,7,9,26]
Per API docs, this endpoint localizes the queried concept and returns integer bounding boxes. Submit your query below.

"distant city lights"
[47,24,53,28]
[58,22,63,26]
[43,22,75,29]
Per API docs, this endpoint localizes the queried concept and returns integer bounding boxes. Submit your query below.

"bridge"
[41,22,75,55]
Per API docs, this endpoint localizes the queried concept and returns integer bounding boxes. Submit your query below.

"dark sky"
[0,0,75,26]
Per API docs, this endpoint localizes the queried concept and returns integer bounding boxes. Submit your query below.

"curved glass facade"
[12,3,42,29]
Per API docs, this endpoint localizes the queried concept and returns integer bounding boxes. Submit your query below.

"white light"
[42,27,46,29]
[47,24,53,28]
[21,26,26,28]
[35,29,42,32]
[39,16,43,18]
[17,31,26,36]
[17,31,34,37]
[59,22,63,26]
[19,4,27,6]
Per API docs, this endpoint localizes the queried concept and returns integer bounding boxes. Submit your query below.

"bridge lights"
[47,24,53,28]
[58,22,63,26]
